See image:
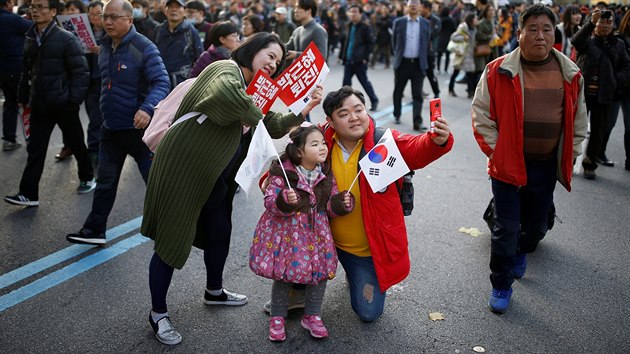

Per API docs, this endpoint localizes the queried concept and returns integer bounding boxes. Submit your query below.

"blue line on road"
[0,234,149,313]
[0,216,143,290]
[371,102,413,126]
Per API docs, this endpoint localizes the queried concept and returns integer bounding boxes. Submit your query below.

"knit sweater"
[285,19,328,59]
[141,60,304,269]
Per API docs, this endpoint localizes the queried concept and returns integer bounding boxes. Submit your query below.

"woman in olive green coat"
[141,33,324,345]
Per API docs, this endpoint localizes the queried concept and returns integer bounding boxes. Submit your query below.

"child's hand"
[283,189,298,205]
[343,192,352,209]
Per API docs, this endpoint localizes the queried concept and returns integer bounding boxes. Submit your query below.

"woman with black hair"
[554,5,582,61]
[141,32,324,346]
[189,21,241,77]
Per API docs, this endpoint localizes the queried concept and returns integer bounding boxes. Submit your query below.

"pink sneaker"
[301,314,328,338]
[269,316,286,342]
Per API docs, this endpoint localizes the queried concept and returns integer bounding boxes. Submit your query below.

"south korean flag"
[359,129,410,193]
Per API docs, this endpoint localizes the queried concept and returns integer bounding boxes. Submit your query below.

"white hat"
[275,7,287,15]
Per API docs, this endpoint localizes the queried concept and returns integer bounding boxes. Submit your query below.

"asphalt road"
[1,56,629,353]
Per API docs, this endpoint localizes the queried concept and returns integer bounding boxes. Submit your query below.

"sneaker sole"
[488,303,508,314]
[300,320,328,338]
[3,197,39,207]
[203,299,248,306]
[66,236,106,245]
[77,184,97,194]
[269,334,286,342]
[155,334,182,346]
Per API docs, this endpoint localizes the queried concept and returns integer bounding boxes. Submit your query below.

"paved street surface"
[1,57,629,353]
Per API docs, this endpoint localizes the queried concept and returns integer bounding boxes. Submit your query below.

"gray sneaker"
[203,289,248,306]
[263,288,306,314]
[149,315,182,345]
[2,140,21,151]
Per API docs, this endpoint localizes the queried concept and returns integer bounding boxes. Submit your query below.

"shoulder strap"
[185,28,200,61]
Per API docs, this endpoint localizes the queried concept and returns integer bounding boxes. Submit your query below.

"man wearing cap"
[271,6,295,43]
[154,0,202,88]
[185,0,212,50]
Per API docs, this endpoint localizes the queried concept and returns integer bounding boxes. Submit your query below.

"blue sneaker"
[513,253,527,279]
[489,288,513,314]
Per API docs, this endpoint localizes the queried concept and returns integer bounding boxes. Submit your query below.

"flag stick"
[274,153,293,191]
[347,170,361,194]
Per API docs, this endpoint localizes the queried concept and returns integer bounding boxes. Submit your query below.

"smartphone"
[429,98,441,138]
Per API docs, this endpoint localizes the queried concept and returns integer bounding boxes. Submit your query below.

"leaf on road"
[458,227,484,237]
[428,312,445,321]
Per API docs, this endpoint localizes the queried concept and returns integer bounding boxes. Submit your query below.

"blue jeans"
[337,248,386,322]
[490,159,557,290]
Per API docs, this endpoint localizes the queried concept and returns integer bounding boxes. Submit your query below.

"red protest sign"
[276,42,329,115]
[246,70,281,114]
[21,106,31,141]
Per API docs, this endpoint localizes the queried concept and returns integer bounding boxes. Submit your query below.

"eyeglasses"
[29,4,50,11]
[99,14,130,21]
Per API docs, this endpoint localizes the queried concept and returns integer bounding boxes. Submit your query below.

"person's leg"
[337,248,386,322]
[409,66,425,129]
[599,100,620,164]
[84,80,103,160]
[393,66,408,121]
[17,109,56,200]
[518,159,557,254]
[436,51,443,73]
[0,72,20,144]
[303,280,327,316]
[489,177,521,291]
[342,62,354,87]
[444,50,450,72]
[149,252,175,314]
[126,129,153,184]
[202,197,233,291]
[83,131,126,233]
[621,97,630,169]
[426,55,440,97]
[583,98,607,173]
[354,62,379,107]
[148,252,182,345]
[449,68,460,94]
[56,105,94,183]
[270,281,292,318]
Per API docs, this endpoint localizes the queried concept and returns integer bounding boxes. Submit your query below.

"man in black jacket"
[572,8,630,179]
[341,4,379,112]
[4,0,92,207]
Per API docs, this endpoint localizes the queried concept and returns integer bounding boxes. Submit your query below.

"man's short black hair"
[0,0,10,8]
[519,3,556,29]
[131,0,149,8]
[349,4,362,13]
[88,1,104,11]
[297,0,318,18]
[231,32,287,79]
[47,0,61,12]
[185,0,205,13]
[209,21,239,47]
[323,86,366,118]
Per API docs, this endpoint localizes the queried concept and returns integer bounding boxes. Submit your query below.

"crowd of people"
[1,0,629,347]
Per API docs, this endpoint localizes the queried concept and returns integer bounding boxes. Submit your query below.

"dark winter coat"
[0,8,31,73]
[189,45,229,78]
[18,22,89,110]
[340,21,374,64]
[99,26,170,131]
[572,22,630,103]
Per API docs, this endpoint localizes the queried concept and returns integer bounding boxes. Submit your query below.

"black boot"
[597,132,614,167]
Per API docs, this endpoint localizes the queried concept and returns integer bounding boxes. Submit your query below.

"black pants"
[83,129,152,233]
[393,59,425,126]
[84,80,103,154]
[425,54,440,96]
[343,60,379,106]
[0,72,20,143]
[437,50,450,72]
[582,96,610,171]
[19,105,93,200]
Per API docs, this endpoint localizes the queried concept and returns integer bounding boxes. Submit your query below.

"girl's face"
[571,12,582,26]
[298,131,328,170]
[66,4,81,14]
[242,19,253,36]
[251,42,283,77]
[219,32,240,51]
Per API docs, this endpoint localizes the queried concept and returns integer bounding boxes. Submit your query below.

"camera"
[602,10,613,19]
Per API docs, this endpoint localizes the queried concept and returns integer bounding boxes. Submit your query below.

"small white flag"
[358,129,410,193]
[235,120,279,195]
